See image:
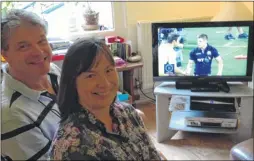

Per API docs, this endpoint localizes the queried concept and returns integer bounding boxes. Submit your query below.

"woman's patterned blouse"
[50,102,161,160]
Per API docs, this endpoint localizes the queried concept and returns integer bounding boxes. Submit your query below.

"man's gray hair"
[1,9,48,51]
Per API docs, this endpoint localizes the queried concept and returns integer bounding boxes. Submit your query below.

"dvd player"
[190,97,236,112]
[185,111,238,128]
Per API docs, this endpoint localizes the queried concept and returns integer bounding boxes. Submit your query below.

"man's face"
[2,21,52,77]
[197,38,207,49]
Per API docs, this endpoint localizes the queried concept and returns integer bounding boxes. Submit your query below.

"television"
[152,21,253,88]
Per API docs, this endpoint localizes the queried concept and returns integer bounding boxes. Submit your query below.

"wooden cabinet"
[116,62,143,106]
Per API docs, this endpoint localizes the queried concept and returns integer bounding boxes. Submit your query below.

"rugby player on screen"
[159,33,186,76]
[185,34,224,76]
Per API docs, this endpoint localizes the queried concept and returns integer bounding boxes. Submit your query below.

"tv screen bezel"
[152,20,254,82]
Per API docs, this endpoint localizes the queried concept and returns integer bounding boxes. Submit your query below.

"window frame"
[65,2,127,41]
[1,2,127,41]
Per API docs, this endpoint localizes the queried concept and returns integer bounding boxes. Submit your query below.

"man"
[1,9,61,160]
[158,33,186,76]
[185,34,223,76]
[174,35,185,68]
[158,28,175,45]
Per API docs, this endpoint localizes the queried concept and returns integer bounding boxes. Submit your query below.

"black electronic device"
[190,96,236,112]
[152,21,253,87]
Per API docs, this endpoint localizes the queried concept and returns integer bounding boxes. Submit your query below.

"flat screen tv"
[152,21,253,86]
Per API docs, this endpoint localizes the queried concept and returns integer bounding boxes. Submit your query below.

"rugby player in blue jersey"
[185,34,224,76]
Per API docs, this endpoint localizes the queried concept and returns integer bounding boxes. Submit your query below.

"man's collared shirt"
[189,44,219,76]
[1,63,61,160]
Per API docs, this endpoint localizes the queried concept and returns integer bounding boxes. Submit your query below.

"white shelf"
[155,81,253,143]
[155,82,253,97]
[169,111,239,134]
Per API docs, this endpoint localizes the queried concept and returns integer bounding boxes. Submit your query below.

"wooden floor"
[136,101,235,160]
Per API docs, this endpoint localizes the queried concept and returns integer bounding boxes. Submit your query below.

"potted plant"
[82,2,99,31]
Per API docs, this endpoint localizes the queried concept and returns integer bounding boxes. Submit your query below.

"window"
[8,2,124,41]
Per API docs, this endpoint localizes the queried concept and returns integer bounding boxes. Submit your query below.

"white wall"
[249,61,254,89]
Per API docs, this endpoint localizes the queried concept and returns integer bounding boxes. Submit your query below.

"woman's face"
[2,21,52,77]
[76,51,119,111]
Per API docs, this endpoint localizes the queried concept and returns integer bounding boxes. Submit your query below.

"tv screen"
[152,21,253,82]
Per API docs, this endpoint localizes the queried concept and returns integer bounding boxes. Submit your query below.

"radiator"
[137,17,212,90]
[137,21,153,90]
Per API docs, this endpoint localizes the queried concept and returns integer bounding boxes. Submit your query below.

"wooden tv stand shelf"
[154,82,253,143]
[116,62,143,106]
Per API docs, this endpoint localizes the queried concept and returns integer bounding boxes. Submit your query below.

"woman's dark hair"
[57,37,115,122]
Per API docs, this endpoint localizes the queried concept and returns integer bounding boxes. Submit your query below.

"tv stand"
[176,80,230,93]
[154,82,253,144]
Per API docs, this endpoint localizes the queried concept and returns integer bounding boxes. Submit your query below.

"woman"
[50,38,161,160]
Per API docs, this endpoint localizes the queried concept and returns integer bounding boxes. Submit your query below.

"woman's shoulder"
[113,101,146,129]
[51,120,84,160]
[55,114,78,136]
[113,101,135,113]
[113,101,145,119]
